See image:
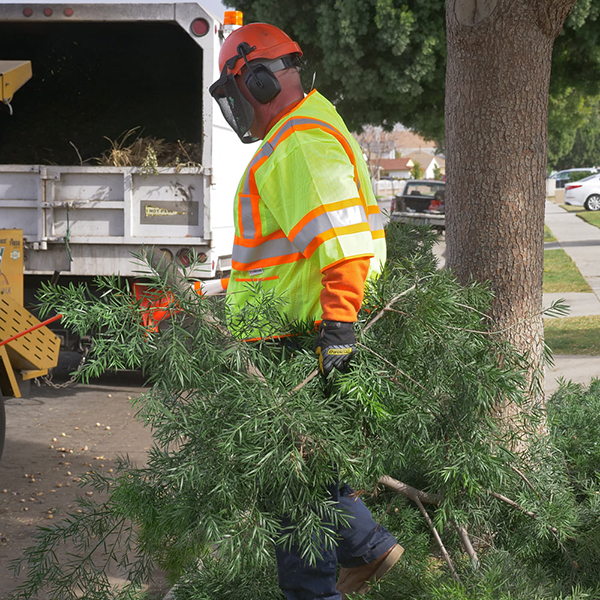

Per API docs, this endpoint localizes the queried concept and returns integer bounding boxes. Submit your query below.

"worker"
[209,22,403,599]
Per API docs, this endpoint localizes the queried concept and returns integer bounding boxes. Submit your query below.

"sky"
[0,0,229,20]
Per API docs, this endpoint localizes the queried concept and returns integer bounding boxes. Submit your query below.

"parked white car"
[550,167,598,189]
[564,174,600,211]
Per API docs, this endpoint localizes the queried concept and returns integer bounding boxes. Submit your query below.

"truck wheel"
[0,395,5,461]
[584,194,600,211]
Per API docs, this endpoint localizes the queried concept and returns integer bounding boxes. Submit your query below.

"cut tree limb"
[414,495,462,584]
[378,475,441,506]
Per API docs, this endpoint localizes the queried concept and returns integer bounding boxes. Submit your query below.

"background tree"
[565,98,600,168]
[354,125,396,188]
[548,87,588,169]
[232,0,447,143]
[232,0,600,153]
[548,0,600,168]
[548,91,600,169]
[410,160,424,180]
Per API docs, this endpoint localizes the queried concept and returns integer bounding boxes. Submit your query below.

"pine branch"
[510,464,544,498]
[362,284,417,332]
[454,524,479,570]
[290,283,419,394]
[357,343,427,392]
[414,495,462,585]
[378,475,441,506]
[489,491,576,542]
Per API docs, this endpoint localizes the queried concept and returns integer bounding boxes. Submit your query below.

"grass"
[544,225,557,242]
[560,203,585,213]
[543,249,592,293]
[543,211,598,355]
[544,315,600,355]
[577,210,600,228]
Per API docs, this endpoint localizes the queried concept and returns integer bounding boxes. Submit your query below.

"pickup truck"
[390,179,445,231]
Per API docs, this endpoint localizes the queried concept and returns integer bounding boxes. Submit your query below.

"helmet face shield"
[209,71,259,144]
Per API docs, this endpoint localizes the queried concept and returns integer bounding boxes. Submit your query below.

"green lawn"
[577,210,600,228]
[543,214,597,355]
[544,225,557,242]
[543,245,596,355]
[560,203,585,213]
[544,315,600,355]
[543,249,592,293]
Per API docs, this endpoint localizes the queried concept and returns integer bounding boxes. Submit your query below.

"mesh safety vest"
[227,90,386,338]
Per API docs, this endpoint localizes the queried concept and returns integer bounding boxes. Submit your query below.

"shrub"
[9,225,600,600]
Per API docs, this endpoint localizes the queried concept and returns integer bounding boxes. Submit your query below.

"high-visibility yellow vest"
[227,90,386,338]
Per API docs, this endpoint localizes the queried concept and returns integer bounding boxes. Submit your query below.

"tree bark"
[445,0,576,410]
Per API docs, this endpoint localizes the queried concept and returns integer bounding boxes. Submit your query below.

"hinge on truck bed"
[203,167,214,186]
[40,167,60,181]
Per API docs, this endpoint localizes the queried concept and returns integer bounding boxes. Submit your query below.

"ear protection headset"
[237,42,282,104]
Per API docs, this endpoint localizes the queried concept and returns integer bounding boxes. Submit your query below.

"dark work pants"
[275,482,397,600]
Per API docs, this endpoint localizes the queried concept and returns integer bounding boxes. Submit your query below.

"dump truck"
[0,4,254,338]
[1,62,61,459]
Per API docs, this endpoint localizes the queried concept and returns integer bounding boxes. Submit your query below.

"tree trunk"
[445,0,576,411]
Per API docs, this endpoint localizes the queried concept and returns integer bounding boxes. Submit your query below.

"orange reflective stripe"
[289,202,368,255]
[303,222,372,259]
[234,276,279,282]
[289,198,363,238]
[234,228,287,248]
[232,251,303,271]
[366,206,384,233]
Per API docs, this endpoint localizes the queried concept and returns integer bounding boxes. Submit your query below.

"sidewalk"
[545,201,600,299]
[426,201,600,394]
[544,200,600,394]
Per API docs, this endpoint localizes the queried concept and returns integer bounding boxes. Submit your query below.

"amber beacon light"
[223,10,243,26]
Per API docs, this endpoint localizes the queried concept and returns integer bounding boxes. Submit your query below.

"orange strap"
[320,257,370,322]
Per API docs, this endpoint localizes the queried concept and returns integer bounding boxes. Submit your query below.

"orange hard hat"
[219,23,303,76]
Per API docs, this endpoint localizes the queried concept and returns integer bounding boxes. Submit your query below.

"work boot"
[336,544,404,599]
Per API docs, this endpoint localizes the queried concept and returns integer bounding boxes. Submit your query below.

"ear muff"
[243,63,281,104]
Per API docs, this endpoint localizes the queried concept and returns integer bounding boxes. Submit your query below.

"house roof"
[389,130,437,151]
[403,152,445,169]
[378,157,414,171]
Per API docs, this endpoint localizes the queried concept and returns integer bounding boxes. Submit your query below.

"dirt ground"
[0,354,169,600]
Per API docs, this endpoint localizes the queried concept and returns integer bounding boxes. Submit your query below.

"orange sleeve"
[320,257,370,322]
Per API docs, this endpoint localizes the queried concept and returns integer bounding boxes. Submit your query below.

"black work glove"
[315,320,356,377]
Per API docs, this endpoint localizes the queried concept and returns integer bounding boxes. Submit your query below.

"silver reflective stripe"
[369,211,384,231]
[292,205,368,254]
[242,141,274,195]
[268,117,340,149]
[240,196,255,239]
[233,236,298,267]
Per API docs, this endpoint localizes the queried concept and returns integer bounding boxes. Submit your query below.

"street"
[0,363,168,599]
